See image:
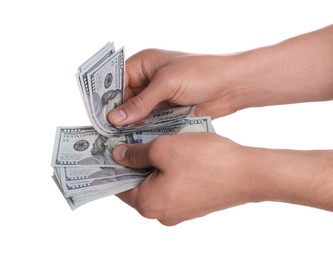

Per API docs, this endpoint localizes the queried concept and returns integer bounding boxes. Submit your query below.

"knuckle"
[153,68,180,99]
[129,49,156,61]
[154,67,173,84]
[127,95,146,111]
[138,48,156,56]
[127,145,140,165]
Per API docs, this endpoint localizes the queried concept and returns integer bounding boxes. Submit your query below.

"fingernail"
[109,109,127,123]
[113,145,128,161]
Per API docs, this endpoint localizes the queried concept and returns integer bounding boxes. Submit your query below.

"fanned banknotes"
[51,42,215,209]
[75,42,195,136]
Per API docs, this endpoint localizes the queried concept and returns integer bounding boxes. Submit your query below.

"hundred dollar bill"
[52,175,142,210]
[56,166,151,182]
[54,166,151,196]
[86,47,125,134]
[63,175,146,198]
[76,42,115,125]
[69,179,144,200]
[119,106,196,133]
[70,180,140,201]
[51,117,214,168]
[76,43,196,136]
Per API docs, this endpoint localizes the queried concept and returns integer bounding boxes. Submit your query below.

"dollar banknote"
[52,117,214,168]
[52,175,144,209]
[76,42,195,136]
[76,42,116,126]
[51,117,215,209]
[55,166,151,197]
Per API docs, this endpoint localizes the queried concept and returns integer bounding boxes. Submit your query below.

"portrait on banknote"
[100,89,122,122]
[78,133,136,165]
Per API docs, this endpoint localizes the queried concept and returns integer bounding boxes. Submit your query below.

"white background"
[1,0,332,259]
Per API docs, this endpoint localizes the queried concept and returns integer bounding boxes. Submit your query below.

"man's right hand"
[107,49,240,127]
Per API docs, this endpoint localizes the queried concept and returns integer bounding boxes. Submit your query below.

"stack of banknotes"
[51,42,215,209]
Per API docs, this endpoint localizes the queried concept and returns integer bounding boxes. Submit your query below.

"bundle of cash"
[51,43,215,209]
[51,117,214,209]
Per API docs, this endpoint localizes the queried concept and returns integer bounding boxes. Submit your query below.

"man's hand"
[108,25,333,128]
[112,133,260,226]
[109,24,333,225]
[112,133,333,226]
[108,50,241,127]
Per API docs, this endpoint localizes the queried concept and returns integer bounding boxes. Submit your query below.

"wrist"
[224,25,333,110]
[245,147,333,211]
[213,50,278,114]
[222,45,289,110]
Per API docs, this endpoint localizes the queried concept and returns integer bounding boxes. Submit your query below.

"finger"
[116,186,139,209]
[108,78,170,127]
[116,170,162,219]
[109,49,188,127]
[112,143,154,169]
[126,49,184,87]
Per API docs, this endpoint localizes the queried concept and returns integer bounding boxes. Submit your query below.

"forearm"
[247,147,333,211]
[226,25,333,110]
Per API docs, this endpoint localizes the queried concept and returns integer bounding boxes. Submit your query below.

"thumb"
[108,81,168,127]
[112,143,154,169]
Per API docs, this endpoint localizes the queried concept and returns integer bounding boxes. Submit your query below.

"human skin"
[108,25,333,125]
[113,134,333,226]
[108,25,333,225]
